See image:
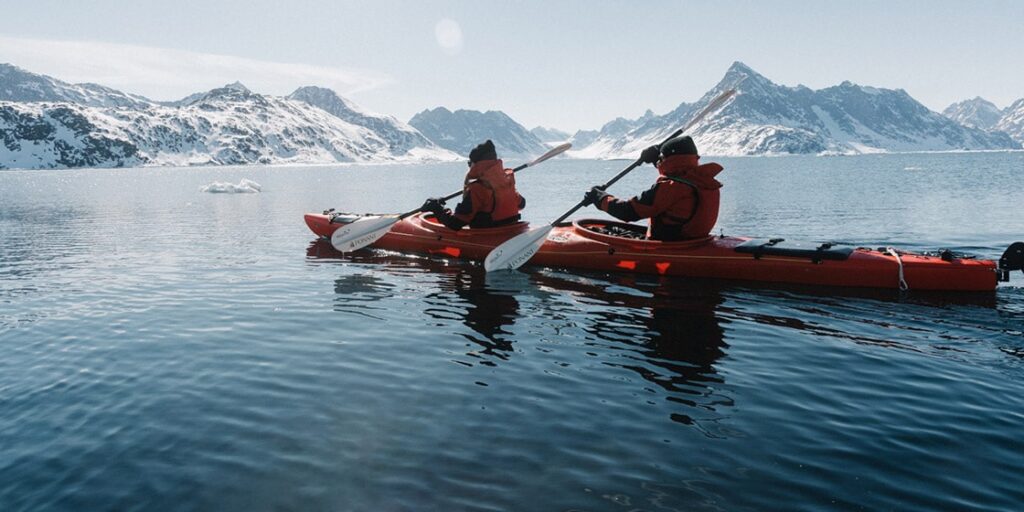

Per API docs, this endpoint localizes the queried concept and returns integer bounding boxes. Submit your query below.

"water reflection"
[309,240,734,425]
[531,271,732,428]
[423,267,526,363]
[308,240,526,362]
[720,282,1013,359]
[307,238,1020,433]
[331,273,395,320]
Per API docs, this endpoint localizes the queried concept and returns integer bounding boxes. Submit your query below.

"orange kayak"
[305,211,1018,292]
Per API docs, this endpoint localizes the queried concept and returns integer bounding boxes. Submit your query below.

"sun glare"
[434,18,464,55]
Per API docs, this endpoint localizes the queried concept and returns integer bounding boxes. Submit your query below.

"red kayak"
[304,211,1022,292]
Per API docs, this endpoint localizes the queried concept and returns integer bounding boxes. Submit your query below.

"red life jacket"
[654,154,723,238]
[461,159,522,223]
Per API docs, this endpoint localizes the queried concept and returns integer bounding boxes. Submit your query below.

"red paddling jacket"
[437,159,525,230]
[596,154,723,240]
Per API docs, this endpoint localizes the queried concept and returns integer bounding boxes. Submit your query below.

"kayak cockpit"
[416,213,530,237]
[571,219,715,248]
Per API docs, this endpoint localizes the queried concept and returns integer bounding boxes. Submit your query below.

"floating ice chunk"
[200,178,262,193]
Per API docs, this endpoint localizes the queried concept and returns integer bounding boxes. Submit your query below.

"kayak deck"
[304,212,1001,292]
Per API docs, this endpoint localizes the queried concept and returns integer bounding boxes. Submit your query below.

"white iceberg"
[200,179,262,194]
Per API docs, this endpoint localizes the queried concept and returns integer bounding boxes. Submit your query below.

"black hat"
[468,140,497,163]
[660,135,698,157]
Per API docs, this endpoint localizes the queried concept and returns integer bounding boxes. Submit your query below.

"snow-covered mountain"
[994,99,1024,145]
[288,86,441,155]
[567,110,660,157]
[5,61,1019,170]
[0,63,154,109]
[0,102,146,169]
[567,129,598,148]
[409,107,548,158]
[1,81,455,169]
[943,97,1024,145]
[530,126,571,143]
[575,62,1020,158]
[0,65,456,169]
[941,97,1004,130]
[159,90,210,108]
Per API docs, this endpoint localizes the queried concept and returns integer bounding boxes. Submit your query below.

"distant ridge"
[288,86,442,156]
[409,107,548,158]
[0,62,154,109]
[530,126,571,143]
[943,97,1024,146]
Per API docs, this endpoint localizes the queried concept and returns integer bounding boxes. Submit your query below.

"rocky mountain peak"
[0,62,27,76]
[993,98,1024,145]
[225,81,250,93]
[0,63,153,109]
[722,61,770,87]
[942,96,1003,130]
[288,85,444,156]
[288,86,360,116]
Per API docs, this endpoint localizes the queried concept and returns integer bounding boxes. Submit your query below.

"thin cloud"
[0,35,395,100]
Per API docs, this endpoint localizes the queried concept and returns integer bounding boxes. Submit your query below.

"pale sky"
[1,0,1021,132]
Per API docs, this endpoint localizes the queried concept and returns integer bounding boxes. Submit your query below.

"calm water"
[1,153,1023,511]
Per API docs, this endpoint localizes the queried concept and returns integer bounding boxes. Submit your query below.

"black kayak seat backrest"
[735,238,854,261]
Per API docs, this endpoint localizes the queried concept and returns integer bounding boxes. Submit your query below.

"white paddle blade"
[527,142,572,167]
[484,225,553,272]
[330,215,399,252]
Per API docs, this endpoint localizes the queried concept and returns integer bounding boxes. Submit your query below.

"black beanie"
[660,135,698,157]
[468,140,497,163]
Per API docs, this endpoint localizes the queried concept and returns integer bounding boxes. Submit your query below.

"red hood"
[657,154,723,189]
[465,159,504,183]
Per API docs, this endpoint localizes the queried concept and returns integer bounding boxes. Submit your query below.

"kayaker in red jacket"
[422,140,526,230]
[583,135,723,241]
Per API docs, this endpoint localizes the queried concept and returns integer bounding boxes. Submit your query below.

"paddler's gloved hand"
[640,145,661,165]
[420,198,445,215]
[583,186,609,208]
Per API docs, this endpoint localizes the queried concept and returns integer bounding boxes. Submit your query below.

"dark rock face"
[0,103,145,169]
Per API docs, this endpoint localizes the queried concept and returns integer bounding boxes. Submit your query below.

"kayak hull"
[303,212,999,292]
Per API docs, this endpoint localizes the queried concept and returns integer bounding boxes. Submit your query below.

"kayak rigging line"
[885,247,910,291]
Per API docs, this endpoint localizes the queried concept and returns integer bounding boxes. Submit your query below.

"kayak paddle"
[330,142,572,252]
[484,88,737,272]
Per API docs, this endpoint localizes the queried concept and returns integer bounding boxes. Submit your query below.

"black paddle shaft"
[550,128,683,226]
[546,87,737,227]
[398,162,534,220]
